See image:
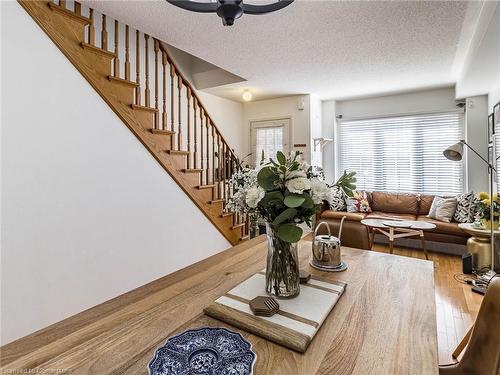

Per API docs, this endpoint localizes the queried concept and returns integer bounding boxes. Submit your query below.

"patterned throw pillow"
[428,196,457,223]
[346,191,372,213]
[453,192,478,223]
[329,186,346,211]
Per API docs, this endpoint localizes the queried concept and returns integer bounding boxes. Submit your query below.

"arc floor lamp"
[443,139,497,276]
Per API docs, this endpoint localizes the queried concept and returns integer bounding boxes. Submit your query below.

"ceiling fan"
[166,0,294,26]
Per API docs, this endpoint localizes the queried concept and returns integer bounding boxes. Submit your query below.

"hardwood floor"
[370,243,483,365]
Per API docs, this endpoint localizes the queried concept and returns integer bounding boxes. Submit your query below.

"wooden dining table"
[1,235,438,375]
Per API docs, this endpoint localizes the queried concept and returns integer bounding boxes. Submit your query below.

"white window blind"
[338,111,465,195]
[253,126,284,164]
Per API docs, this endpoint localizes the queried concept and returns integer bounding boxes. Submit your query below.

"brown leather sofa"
[317,191,470,250]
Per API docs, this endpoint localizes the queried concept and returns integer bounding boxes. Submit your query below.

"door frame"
[249,116,292,165]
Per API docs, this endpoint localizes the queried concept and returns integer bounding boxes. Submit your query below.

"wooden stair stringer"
[18,0,241,245]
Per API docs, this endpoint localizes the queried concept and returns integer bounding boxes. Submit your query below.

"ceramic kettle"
[311,217,346,270]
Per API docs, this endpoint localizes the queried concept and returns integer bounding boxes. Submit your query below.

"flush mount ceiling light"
[242,90,252,101]
[166,0,294,26]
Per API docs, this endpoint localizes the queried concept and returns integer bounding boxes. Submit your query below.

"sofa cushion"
[365,211,417,221]
[419,194,435,215]
[329,186,346,211]
[321,210,366,222]
[371,191,419,215]
[417,216,468,237]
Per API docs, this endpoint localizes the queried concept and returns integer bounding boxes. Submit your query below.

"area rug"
[148,327,256,375]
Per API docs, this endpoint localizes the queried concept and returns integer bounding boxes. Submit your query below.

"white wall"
[465,95,489,193]
[321,100,336,183]
[0,1,230,345]
[335,87,457,120]
[309,94,323,169]
[242,95,311,163]
[489,82,500,113]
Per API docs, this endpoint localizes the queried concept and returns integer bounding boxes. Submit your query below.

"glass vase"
[265,223,300,298]
[248,212,259,239]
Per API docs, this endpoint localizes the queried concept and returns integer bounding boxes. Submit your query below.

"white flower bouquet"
[227,151,334,298]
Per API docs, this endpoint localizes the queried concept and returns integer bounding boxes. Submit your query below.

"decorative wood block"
[249,296,279,317]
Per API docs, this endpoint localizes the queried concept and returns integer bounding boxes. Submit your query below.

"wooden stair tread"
[130,104,158,112]
[107,76,139,87]
[240,235,249,241]
[209,199,225,204]
[151,128,175,135]
[197,184,216,190]
[48,2,90,24]
[221,212,234,217]
[80,42,116,58]
[182,168,203,173]
[231,223,246,230]
[167,150,190,155]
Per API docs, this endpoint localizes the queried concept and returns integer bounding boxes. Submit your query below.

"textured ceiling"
[85,0,473,102]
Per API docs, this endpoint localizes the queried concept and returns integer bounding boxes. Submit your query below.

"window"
[337,111,465,195]
[251,119,290,165]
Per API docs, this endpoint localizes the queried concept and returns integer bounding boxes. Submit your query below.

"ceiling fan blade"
[242,0,294,15]
[166,0,219,13]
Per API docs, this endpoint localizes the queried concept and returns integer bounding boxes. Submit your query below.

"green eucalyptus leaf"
[284,194,306,208]
[302,194,314,209]
[273,208,297,226]
[277,224,303,243]
[276,151,286,165]
[257,167,278,190]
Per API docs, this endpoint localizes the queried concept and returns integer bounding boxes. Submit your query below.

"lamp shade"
[443,142,464,161]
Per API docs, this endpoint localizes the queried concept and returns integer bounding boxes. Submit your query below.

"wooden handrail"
[156,42,238,161]
[39,0,248,239]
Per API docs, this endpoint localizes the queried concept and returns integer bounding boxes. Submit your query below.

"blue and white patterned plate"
[148,327,256,375]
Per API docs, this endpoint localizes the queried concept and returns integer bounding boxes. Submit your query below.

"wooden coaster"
[299,270,311,284]
[249,296,279,317]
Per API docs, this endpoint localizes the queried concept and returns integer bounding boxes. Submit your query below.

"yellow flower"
[479,192,489,200]
[482,198,491,206]
[493,193,499,202]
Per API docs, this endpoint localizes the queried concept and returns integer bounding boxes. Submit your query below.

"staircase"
[18,0,249,245]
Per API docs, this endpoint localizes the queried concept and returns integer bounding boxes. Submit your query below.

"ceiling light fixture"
[166,0,294,26]
[242,90,252,101]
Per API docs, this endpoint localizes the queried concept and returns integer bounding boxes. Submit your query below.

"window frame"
[249,117,291,166]
[335,110,466,195]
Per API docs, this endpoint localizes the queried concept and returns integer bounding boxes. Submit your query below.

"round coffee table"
[360,218,436,260]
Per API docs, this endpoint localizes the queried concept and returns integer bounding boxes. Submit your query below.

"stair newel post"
[206,115,210,186]
[113,20,120,77]
[162,51,167,132]
[170,65,175,136]
[101,15,108,50]
[135,30,141,105]
[74,2,81,16]
[177,76,182,151]
[153,39,159,130]
[88,9,95,45]
[144,34,150,108]
[200,106,205,185]
[187,86,192,169]
[193,100,198,170]
[125,25,130,81]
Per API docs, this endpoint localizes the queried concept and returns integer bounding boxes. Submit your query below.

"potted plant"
[476,192,500,230]
[227,151,334,298]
